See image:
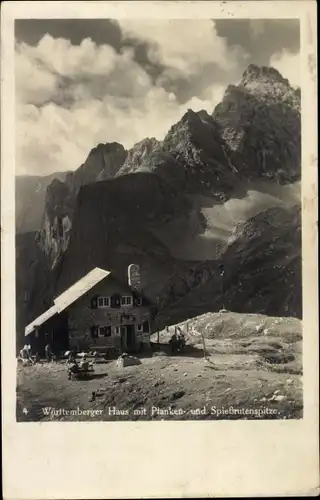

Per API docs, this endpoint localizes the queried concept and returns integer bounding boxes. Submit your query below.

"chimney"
[128,264,141,292]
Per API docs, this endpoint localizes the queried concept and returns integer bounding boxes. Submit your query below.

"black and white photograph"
[14,16,305,422]
[2,2,318,498]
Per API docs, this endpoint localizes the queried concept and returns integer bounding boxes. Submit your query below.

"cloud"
[270,50,300,87]
[215,19,300,68]
[16,30,233,175]
[118,19,248,78]
[15,45,58,106]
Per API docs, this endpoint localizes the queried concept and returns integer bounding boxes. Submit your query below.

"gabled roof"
[54,267,111,312]
[25,305,58,336]
[25,267,111,336]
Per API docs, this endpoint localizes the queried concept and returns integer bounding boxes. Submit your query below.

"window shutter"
[90,296,98,309]
[111,294,121,309]
[133,295,143,307]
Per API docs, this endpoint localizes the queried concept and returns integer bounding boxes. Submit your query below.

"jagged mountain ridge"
[36,64,300,266]
[16,65,302,347]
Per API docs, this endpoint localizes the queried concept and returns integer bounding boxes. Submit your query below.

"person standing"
[44,343,53,362]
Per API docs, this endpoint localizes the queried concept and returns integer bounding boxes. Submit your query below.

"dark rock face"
[213,64,300,183]
[16,65,302,348]
[38,142,127,265]
[53,173,194,299]
[15,171,69,234]
[16,232,56,352]
[37,179,74,266]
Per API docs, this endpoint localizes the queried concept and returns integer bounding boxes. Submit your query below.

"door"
[125,325,135,352]
[120,326,126,352]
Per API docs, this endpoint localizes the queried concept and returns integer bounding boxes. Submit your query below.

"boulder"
[116,355,142,368]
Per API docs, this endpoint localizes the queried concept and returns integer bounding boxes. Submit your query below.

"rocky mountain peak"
[181,108,200,123]
[235,64,300,108]
[241,64,290,87]
[164,108,222,149]
[89,141,125,158]
[212,64,301,183]
[117,137,160,177]
[78,141,127,184]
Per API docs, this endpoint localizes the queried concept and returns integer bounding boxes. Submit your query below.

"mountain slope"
[155,204,301,327]
[53,172,195,300]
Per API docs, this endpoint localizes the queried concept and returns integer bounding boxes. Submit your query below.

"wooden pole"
[219,264,225,310]
[192,326,208,360]
[200,331,208,359]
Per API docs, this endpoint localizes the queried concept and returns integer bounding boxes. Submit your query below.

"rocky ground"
[16,312,302,422]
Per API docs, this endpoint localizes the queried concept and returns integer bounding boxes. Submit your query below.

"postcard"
[1,1,318,498]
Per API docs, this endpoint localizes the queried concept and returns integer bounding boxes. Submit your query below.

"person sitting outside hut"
[34,352,41,364]
[68,360,80,379]
[19,344,34,364]
[66,350,77,364]
[79,356,89,372]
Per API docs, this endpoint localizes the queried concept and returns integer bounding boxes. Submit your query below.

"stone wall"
[67,276,151,352]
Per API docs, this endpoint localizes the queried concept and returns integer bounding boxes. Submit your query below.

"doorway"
[121,325,135,353]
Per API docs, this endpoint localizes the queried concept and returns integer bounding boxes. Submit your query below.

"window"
[136,297,143,306]
[114,326,120,336]
[98,326,111,337]
[121,296,133,307]
[97,297,110,308]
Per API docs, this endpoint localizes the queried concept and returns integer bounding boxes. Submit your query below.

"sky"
[15,19,300,176]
